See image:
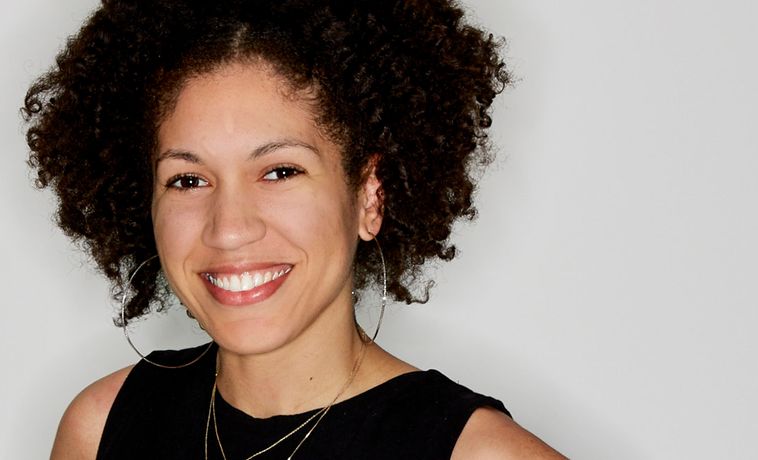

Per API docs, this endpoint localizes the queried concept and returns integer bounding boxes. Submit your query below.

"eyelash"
[164,165,304,191]
[165,173,208,191]
[262,165,304,182]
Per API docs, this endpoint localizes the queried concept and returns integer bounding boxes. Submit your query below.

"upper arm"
[50,365,134,460]
[451,407,567,460]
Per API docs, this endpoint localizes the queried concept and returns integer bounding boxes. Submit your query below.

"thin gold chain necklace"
[204,342,367,460]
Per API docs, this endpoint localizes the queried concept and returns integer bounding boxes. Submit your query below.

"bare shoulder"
[50,365,134,460]
[451,407,567,460]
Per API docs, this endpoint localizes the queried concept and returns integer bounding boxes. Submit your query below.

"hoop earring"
[120,255,213,369]
[366,231,387,343]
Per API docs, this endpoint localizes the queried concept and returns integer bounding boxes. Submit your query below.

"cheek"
[152,199,205,267]
[268,187,359,254]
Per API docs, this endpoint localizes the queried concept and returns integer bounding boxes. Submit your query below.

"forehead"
[171,62,315,119]
[155,62,348,171]
[159,64,316,134]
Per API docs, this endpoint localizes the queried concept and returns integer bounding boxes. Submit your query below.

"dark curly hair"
[24,0,509,324]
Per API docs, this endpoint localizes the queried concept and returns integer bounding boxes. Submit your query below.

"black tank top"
[97,344,510,459]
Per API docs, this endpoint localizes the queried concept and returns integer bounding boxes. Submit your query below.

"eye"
[166,174,209,190]
[262,165,304,182]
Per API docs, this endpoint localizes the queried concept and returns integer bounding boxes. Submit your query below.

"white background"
[2,1,756,459]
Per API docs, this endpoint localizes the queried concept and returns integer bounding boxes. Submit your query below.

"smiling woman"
[152,63,369,357]
[24,1,564,459]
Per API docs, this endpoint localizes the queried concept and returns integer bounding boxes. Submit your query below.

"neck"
[214,304,366,418]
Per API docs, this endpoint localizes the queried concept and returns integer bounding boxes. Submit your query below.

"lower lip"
[201,270,291,307]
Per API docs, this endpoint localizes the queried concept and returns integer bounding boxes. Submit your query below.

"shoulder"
[50,365,134,460]
[452,407,566,460]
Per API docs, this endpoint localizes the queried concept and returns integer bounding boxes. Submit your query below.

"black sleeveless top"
[97,344,510,459]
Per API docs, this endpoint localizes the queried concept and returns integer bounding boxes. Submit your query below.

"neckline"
[215,369,433,423]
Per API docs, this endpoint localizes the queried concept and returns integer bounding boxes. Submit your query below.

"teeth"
[230,276,241,291]
[240,273,254,291]
[206,267,291,292]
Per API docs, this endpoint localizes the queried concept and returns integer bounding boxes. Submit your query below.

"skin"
[50,62,565,459]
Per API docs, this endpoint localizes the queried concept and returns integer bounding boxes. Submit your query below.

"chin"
[209,318,300,357]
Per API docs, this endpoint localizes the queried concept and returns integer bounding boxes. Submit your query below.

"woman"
[25,0,564,458]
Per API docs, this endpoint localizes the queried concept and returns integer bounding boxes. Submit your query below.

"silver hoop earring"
[366,231,387,343]
[120,255,213,369]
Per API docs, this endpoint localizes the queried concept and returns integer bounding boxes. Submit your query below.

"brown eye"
[167,174,209,190]
[262,166,303,181]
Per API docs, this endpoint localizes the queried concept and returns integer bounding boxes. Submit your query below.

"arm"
[50,365,133,460]
[452,407,567,460]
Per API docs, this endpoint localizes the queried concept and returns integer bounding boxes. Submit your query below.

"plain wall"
[2,1,756,458]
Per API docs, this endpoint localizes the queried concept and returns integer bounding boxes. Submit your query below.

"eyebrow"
[155,139,321,164]
[252,140,321,159]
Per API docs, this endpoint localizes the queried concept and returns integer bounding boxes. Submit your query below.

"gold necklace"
[204,342,367,460]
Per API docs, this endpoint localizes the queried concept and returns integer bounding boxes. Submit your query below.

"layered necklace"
[204,342,367,460]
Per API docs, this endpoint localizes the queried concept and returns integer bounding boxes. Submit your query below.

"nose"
[202,184,266,250]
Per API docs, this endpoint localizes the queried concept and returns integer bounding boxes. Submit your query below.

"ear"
[357,159,383,242]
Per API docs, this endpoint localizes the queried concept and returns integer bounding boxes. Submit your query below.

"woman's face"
[152,62,378,355]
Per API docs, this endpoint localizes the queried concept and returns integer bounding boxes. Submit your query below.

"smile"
[204,266,292,293]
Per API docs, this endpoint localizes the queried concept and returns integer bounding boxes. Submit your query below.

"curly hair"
[24,0,509,324]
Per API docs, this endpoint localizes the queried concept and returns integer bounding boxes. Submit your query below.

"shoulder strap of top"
[415,370,511,459]
[326,369,510,460]
[96,343,216,459]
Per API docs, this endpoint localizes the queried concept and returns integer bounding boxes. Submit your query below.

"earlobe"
[358,163,383,241]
